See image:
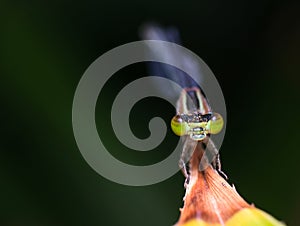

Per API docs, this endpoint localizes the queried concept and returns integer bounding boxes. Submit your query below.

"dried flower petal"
[176,144,285,226]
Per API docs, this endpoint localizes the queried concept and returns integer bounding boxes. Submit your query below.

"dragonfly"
[141,24,225,184]
[171,86,225,184]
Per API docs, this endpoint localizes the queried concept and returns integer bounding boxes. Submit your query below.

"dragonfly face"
[171,112,223,141]
[171,88,224,141]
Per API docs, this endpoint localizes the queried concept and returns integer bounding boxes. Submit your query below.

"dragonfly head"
[171,112,224,141]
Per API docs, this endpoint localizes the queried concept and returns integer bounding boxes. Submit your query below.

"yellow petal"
[180,207,286,226]
[226,208,286,226]
[181,219,219,226]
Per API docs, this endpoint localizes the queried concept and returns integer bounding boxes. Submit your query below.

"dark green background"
[1,0,299,225]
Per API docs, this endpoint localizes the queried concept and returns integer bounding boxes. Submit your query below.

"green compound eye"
[171,115,189,136]
[207,112,224,134]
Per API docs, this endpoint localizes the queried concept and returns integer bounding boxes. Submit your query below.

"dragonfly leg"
[215,154,228,180]
[179,137,197,187]
[179,159,190,188]
[199,138,217,171]
[202,138,228,180]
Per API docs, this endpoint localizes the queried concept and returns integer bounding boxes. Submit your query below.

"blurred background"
[1,0,299,225]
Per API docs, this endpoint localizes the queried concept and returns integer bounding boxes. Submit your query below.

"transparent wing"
[179,135,198,176]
